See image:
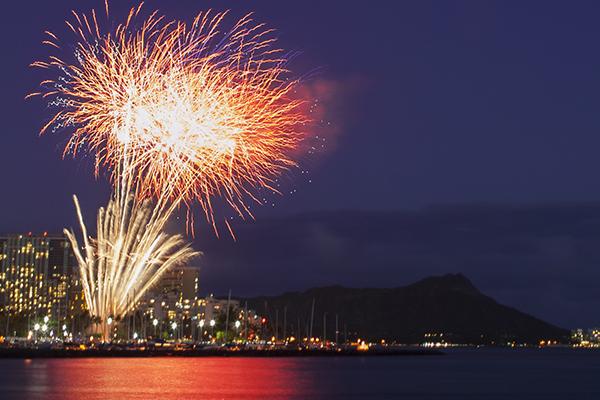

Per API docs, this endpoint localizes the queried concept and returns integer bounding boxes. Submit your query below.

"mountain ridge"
[241,273,568,344]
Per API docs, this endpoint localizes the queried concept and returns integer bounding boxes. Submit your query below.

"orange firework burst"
[30,3,308,230]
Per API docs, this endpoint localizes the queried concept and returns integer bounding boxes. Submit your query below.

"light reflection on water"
[1,349,600,400]
[7,358,316,400]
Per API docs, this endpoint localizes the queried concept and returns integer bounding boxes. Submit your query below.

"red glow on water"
[20,358,315,400]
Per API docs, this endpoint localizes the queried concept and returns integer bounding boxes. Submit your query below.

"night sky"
[3,1,600,328]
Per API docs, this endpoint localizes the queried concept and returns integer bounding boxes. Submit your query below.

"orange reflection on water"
[19,358,314,400]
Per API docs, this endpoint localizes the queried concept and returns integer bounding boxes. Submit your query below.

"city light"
[33,323,40,331]
[171,322,178,331]
[41,324,47,333]
[199,319,205,328]
[152,319,158,327]
[209,320,216,327]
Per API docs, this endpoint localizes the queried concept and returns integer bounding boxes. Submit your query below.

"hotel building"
[0,234,84,329]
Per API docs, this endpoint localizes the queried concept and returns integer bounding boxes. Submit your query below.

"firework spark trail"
[62,142,202,337]
[31,3,308,337]
[64,179,199,339]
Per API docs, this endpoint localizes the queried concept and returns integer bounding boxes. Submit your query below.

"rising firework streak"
[64,188,198,340]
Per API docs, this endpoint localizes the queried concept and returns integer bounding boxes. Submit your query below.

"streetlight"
[235,320,241,341]
[198,319,205,342]
[43,316,49,324]
[33,323,40,340]
[153,318,159,327]
[105,317,113,343]
[209,319,215,340]
[171,321,178,340]
[152,318,158,338]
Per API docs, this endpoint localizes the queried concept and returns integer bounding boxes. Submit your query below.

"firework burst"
[31,3,308,338]
[31,4,308,229]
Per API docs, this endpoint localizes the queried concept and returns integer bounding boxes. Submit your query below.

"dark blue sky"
[3,1,600,327]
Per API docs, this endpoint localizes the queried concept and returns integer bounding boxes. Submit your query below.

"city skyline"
[0,234,577,346]
[3,1,600,329]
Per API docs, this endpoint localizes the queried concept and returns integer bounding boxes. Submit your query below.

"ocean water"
[0,348,598,399]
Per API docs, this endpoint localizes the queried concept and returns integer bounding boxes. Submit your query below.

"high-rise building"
[200,294,241,323]
[145,265,200,321]
[0,233,83,333]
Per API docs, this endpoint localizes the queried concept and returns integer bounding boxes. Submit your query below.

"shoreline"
[0,347,443,358]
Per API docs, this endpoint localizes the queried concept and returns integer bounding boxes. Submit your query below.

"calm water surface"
[0,348,598,399]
